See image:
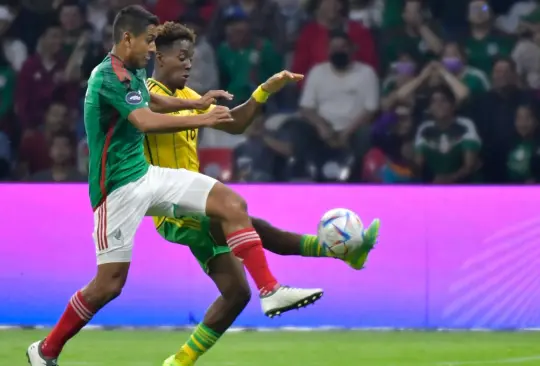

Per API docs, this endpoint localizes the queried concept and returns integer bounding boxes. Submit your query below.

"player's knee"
[222,194,248,222]
[228,282,251,310]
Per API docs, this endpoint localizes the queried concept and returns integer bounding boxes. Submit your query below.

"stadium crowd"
[1,0,540,183]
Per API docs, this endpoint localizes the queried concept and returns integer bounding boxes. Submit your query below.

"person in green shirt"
[380,0,443,73]
[217,11,283,104]
[415,85,482,183]
[0,52,15,122]
[506,103,540,183]
[441,41,490,96]
[464,0,516,75]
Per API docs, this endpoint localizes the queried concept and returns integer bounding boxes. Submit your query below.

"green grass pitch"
[3,329,540,365]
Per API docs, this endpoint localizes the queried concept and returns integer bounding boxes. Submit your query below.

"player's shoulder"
[179,86,201,100]
[89,54,132,86]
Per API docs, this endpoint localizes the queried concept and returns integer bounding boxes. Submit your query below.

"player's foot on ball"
[345,218,380,270]
[163,354,190,366]
[26,340,58,366]
[261,286,323,318]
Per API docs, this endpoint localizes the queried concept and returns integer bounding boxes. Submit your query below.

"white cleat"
[261,286,324,318]
[26,341,58,366]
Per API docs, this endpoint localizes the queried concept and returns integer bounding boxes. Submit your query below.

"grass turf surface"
[2,329,540,365]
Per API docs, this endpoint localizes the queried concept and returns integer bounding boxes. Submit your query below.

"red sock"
[227,228,279,294]
[41,291,96,358]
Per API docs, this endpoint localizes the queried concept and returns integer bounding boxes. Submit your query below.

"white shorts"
[92,165,218,264]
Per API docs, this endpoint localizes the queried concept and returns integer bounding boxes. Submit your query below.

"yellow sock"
[175,323,222,365]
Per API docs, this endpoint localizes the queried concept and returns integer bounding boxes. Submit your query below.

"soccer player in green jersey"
[26,6,323,366]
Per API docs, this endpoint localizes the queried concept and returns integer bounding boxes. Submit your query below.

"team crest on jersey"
[126,90,143,105]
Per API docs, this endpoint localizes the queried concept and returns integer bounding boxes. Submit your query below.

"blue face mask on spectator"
[393,61,416,76]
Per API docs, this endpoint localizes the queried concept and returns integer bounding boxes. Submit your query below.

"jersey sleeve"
[99,72,148,119]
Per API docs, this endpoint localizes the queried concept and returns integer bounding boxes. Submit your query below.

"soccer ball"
[318,208,364,257]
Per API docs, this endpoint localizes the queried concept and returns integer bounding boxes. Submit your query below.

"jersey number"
[185,129,196,141]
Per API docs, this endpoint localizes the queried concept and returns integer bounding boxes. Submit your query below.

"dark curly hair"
[155,21,196,50]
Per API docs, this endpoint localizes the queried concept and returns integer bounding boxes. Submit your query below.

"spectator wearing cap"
[0,4,27,72]
[414,86,481,183]
[180,11,219,95]
[291,0,377,79]
[284,30,379,181]
[380,0,443,74]
[471,58,537,183]
[15,21,79,129]
[207,0,286,52]
[461,0,515,75]
[216,9,283,105]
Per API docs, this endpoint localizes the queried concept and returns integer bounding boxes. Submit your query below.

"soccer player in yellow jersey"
[149,22,380,366]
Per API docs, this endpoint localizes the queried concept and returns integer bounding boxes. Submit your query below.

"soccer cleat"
[26,340,58,366]
[344,218,380,270]
[163,355,187,366]
[261,286,323,318]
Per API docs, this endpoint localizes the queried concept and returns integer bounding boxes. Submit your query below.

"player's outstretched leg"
[163,253,250,366]
[205,183,323,317]
[27,263,130,365]
[225,218,381,270]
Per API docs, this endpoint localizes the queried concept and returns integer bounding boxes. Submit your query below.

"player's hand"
[204,106,234,126]
[196,90,234,110]
[262,71,304,94]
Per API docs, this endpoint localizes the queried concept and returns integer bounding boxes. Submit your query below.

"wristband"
[251,85,270,104]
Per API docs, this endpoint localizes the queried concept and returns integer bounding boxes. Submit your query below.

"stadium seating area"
[1,0,540,183]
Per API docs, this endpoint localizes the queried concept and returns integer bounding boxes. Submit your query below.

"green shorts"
[156,215,231,273]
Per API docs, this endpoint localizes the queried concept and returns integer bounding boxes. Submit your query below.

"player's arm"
[128,107,233,133]
[149,90,233,114]
[213,71,303,135]
[99,75,233,133]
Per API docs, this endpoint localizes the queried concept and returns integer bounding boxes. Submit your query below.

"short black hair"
[58,0,85,14]
[492,56,517,72]
[112,5,159,44]
[43,19,62,33]
[431,85,457,105]
[155,21,196,51]
[50,131,75,147]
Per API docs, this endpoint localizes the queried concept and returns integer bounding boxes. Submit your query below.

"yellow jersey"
[145,78,212,230]
[144,78,212,172]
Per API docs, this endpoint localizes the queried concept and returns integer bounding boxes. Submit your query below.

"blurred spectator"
[0,5,28,71]
[372,103,416,183]
[414,86,481,183]
[15,21,79,129]
[86,0,113,37]
[440,41,490,96]
[462,0,515,75]
[180,11,219,95]
[288,30,379,181]
[496,0,538,34]
[0,130,11,179]
[471,57,535,182]
[208,1,286,52]
[349,0,383,28]
[291,0,377,78]
[511,8,540,89]
[380,0,443,73]
[153,0,216,23]
[381,51,418,111]
[0,46,15,125]
[58,0,93,57]
[275,0,308,60]
[216,11,282,104]
[17,101,69,178]
[506,103,540,182]
[30,131,84,182]
[81,24,113,82]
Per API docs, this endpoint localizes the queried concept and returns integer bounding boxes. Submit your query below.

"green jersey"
[415,117,481,180]
[84,54,150,209]
[464,33,515,75]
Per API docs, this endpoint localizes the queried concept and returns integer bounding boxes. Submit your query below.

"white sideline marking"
[436,355,540,365]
